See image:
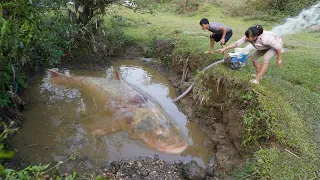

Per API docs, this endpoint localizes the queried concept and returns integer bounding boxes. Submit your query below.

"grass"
[105,3,320,179]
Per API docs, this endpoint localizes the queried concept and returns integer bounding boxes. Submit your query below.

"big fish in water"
[47,68,188,154]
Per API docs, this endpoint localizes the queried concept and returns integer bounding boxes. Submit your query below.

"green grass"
[106,3,320,179]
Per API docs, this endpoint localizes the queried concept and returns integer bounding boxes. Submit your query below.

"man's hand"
[276,58,282,67]
[219,39,225,46]
[205,50,214,54]
[216,48,226,53]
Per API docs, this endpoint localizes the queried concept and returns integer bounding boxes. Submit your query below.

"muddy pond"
[10,59,213,173]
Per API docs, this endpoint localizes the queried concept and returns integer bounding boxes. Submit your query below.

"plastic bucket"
[234,48,244,54]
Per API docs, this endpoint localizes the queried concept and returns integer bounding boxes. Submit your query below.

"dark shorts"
[210,29,233,45]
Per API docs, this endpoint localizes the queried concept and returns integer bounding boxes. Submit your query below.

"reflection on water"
[10,59,212,173]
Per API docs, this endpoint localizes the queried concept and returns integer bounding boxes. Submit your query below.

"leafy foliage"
[0,0,124,178]
[0,0,77,108]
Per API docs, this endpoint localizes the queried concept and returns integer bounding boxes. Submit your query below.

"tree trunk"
[75,1,93,25]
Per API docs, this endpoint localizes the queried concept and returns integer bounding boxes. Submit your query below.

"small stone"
[182,161,206,180]
[209,156,215,166]
[174,160,183,165]
[205,166,215,177]
[218,135,225,139]
[137,161,143,168]
[153,154,160,160]
[141,169,149,177]
[102,160,112,170]
[111,161,120,172]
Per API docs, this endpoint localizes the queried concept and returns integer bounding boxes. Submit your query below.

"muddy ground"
[98,155,215,180]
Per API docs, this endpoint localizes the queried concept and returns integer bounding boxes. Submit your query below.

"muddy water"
[10,59,212,173]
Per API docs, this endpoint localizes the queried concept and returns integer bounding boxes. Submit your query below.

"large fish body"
[48,68,188,154]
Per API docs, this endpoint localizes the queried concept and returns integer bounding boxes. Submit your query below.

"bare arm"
[217,36,247,53]
[216,43,237,53]
[219,26,227,41]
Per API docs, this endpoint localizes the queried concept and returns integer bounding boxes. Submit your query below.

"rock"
[153,154,160,160]
[206,156,215,178]
[136,161,142,168]
[205,166,215,177]
[174,160,183,165]
[101,160,112,170]
[140,169,149,177]
[209,156,215,166]
[182,161,206,180]
[111,161,120,172]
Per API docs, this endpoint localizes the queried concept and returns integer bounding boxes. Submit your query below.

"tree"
[71,0,117,25]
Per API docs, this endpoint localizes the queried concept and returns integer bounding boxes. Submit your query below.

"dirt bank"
[142,57,250,178]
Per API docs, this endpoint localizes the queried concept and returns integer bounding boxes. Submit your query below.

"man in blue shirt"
[200,18,233,57]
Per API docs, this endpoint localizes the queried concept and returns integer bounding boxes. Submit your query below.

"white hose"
[172,60,224,102]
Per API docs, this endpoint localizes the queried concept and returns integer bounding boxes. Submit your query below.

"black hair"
[245,25,264,37]
[199,18,209,25]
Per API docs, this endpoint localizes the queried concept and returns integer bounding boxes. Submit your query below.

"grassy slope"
[106,4,320,179]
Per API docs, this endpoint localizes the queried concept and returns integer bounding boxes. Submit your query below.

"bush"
[0,1,78,108]
[102,15,134,56]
